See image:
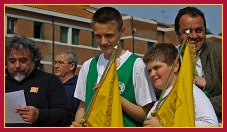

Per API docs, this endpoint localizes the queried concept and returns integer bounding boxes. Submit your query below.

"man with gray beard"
[5,36,72,127]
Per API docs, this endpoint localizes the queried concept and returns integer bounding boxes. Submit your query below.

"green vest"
[85,54,142,127]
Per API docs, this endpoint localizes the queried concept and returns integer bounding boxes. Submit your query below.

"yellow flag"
[85,55,124,127]
[156,43,196,127]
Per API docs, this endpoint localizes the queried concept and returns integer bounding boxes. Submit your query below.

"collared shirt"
[63,76,80,124]
[176,45,204,77]
[147,85,219,127]
[196,50,204,77]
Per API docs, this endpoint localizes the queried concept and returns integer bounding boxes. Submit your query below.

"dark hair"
[6,36,42,67]
[143,43,179,66]
[91,7,123,31]
[174,6,206,35]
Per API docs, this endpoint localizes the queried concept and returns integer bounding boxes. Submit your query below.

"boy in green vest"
[72,7,156,127]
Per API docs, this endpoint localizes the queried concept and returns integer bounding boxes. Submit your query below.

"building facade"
[5,5,222,75]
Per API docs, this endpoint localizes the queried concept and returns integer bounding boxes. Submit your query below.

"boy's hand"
[93,83,100,91]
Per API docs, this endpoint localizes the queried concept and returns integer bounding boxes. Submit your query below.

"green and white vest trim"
[85,54,142,127]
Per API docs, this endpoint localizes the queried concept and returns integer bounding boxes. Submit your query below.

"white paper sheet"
[5,90,28,124]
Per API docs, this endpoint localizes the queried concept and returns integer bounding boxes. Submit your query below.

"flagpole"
[152,29,191,115]
[79,45,119,126]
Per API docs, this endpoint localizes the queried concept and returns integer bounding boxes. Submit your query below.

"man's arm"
[39,76,73,126]
[71,101,85,127]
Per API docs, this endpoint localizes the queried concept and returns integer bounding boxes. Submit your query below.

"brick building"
[5,5,222,75]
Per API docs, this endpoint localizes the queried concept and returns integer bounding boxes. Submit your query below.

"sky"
[93,5,222,35]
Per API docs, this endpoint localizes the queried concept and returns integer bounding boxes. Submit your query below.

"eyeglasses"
[53,61,69,66]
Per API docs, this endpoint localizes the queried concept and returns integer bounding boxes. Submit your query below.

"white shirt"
[147,85,219,127]
[176,45,204,77]
[74,50,156,107]
[196,51,204,77]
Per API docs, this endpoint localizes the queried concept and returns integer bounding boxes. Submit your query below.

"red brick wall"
[79,30,92,47]
[6,6,222,76]
[44,23,53,41]
[134,20,157,40]
[207,37,222,44]
[15,19,33,37]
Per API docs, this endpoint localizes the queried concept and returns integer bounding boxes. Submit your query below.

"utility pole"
[131,16,136,54]
[52,16,55,74]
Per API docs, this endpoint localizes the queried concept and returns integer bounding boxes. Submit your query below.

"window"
[92,32,98,48]
[34,22,44,39]
[72,28,80,45]
[60,26,68,43]
[40,64,44,71]
[147,42,154,50]
[37,63,44,71]
[7,17,17,34]
[120,39,124,49]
